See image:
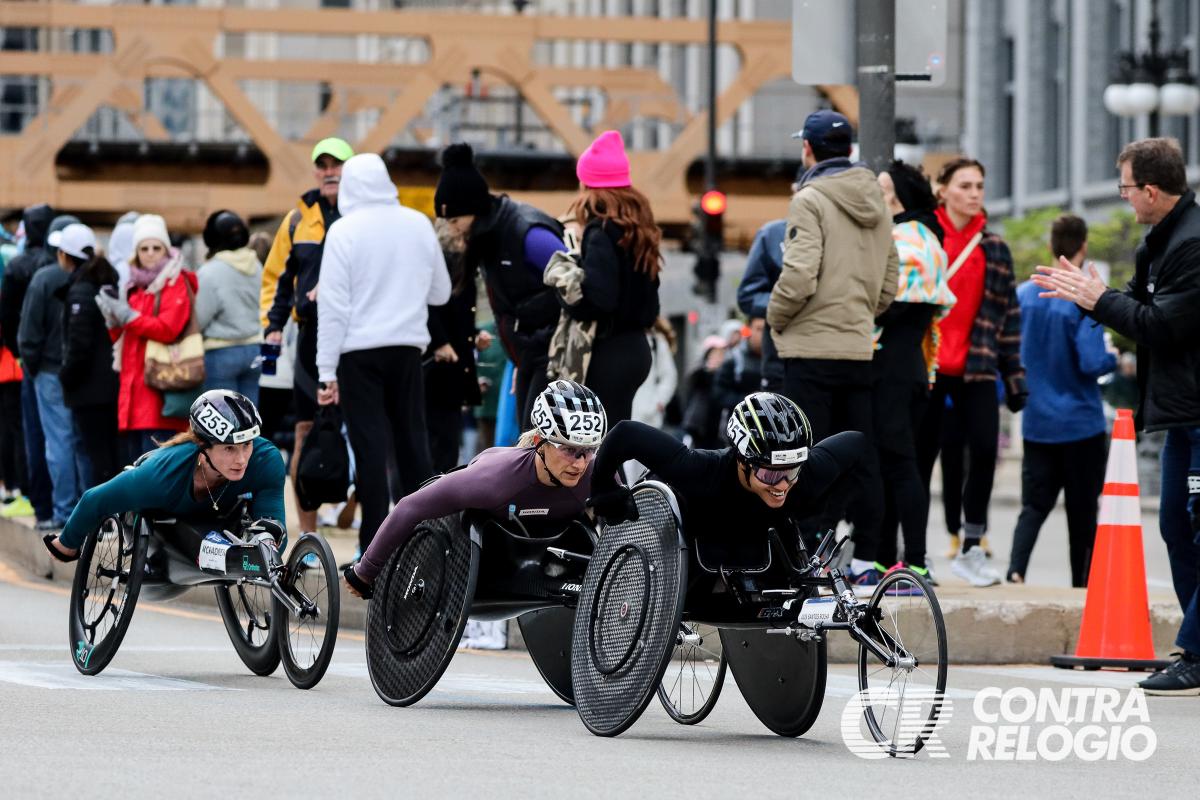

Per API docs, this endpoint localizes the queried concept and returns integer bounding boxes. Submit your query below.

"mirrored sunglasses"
[753,465,802,487]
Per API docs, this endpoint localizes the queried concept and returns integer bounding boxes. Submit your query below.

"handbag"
[295,405,351,512]
[144,276,206,392]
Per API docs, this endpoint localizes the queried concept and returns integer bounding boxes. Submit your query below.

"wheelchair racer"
[343,380,606,599]
[43,390,287,564]
[589,391,865,557]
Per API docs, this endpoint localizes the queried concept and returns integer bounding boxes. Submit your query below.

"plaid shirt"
[964,233,1027,399]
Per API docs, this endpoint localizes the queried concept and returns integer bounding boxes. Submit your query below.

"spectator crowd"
[0,118,1197,693]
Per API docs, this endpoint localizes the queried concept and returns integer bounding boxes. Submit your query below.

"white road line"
[0,644,234,653]
[0,662,233,691]
[958,665,1148,689]
[325,663,555,695]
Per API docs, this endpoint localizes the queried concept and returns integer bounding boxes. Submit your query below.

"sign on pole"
[792,0,948,87]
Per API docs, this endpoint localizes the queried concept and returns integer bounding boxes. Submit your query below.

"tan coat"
[766,166,899,361]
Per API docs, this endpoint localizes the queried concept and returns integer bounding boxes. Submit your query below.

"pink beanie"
[576,130,631,189]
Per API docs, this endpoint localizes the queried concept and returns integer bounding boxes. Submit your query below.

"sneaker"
[908,562,938,587]
[944,533,960,560]
[1,496,34,518]
[847,564,882,595]
[979,535,994,559]
[1007,571,1024,584]
[34,518,65,532]
[301,553,321,569]
[881,563,924,595]
[1138,652,1200,696]
[951,546,1001,587]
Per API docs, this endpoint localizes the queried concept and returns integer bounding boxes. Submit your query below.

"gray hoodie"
[195,247,263,347]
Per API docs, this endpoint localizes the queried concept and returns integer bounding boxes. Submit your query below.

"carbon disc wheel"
[365,514,479,706]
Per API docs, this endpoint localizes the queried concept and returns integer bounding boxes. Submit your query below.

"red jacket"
[111,270,198,432]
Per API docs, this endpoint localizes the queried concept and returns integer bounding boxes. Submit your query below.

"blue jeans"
[1159,427,1200,654]
[32,371,89,523]
[19,377,53,521]
[204,345,260,406]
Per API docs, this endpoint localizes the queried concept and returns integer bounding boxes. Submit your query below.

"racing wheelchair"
[570,481,948,755]
[364,507,597,706]
[67,499,340,690]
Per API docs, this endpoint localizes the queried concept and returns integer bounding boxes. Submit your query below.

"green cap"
[311,137,354,164]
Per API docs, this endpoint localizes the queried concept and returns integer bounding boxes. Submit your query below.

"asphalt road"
[1,561,1195,799]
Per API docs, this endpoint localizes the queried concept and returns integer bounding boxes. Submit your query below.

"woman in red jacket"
[95,214,197,467]
[917,158,1027,588]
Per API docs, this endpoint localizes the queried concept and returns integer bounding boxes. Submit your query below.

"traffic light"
[699,189,726,239]
[691,189,726,301]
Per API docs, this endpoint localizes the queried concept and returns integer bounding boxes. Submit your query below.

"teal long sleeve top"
[60,437,286,549]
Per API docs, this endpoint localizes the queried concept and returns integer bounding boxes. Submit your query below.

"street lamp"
[1102,0,1200,136]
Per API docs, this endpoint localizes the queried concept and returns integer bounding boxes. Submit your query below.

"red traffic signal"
[700,189,727,216]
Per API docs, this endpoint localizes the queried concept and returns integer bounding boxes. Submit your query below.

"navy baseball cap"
[791,109,853,153]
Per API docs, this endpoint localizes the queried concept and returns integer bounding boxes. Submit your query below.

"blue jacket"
[737,219,787,391]
[737,219,786,318]
[1017,280,1116,443]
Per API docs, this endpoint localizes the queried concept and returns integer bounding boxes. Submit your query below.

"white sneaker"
[952,546,1001,587]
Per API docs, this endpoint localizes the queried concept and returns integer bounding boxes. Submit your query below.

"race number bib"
[561,410,604,445]
[194,403,234,442]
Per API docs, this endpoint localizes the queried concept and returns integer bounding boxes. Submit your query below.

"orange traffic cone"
[1051,409,1170,671]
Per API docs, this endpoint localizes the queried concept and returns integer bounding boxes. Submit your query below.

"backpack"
[295,405,350,511]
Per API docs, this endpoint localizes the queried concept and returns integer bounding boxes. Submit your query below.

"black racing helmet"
[726,392,813,468]
[530,380,607,448]
[190,390,262,446]
[202,209,250,257]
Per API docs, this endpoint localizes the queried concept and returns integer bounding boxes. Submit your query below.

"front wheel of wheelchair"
[274,533,340,690]
[68,515,148,675]
[856,567,948,757]
[216,581,280,677]
[657,622,726,724]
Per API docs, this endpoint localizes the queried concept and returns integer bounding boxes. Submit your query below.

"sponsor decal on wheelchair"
[74,640,94,668]
[841,687,1157,761]
[241,555,261,573]
[198,532,231,573]
[518,508,549,517]
[558,582,582,594]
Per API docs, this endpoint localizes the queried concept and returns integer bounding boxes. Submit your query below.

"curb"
[2,515,1182,664]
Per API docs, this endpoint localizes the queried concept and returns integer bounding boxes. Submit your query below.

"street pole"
[1147,0,1161,138]
[855,0,896,173]
[705,0,717,191]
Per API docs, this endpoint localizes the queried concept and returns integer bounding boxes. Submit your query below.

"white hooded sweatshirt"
[316,153,451,382]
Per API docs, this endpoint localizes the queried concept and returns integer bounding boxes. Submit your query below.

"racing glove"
[588,487,639,526]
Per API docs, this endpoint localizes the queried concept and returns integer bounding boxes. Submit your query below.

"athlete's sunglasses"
[549,441,598,462]
[752,465,802,487]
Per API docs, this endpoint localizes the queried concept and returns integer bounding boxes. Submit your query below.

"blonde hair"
[157,429,203,449]
[516,430,541,448]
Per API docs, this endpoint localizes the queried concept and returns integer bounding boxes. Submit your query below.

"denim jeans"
[19,376,53,521]
[204,345,260,406]
[32,371,89,523]
[1160,427,1200,654]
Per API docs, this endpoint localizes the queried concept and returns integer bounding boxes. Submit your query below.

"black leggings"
[917,374,999,534]
[586,330,651,426]
[73,403,120,489]
[872,380,930,568]
[0,381,26,494]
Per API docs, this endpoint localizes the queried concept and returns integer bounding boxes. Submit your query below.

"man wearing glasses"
[1035,137,1200,695]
